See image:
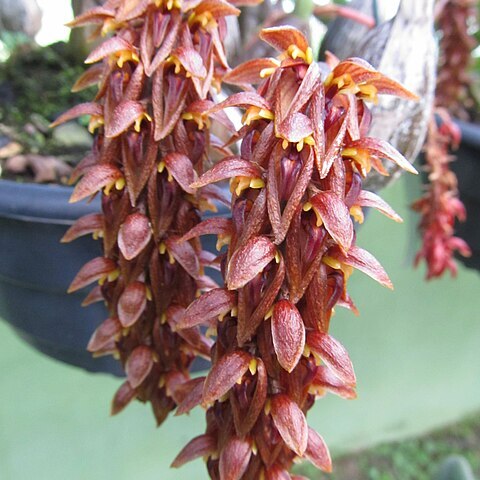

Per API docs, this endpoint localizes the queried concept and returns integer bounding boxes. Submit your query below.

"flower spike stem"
[174,26,417,478]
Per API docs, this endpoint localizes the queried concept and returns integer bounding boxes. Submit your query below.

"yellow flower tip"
[188,11,217,31]
[264,306,274,321]
[158,242,167,254]
[241,106,274,126]
[134,112,152,132]
[305,47,313,65]
[260,67,276,78]
[264,399,271,416]
[231,176,251,196]
[282,139,289,150]
[107,268,120,282]
[274,251,281,264]
[358,83,378,103]
[302,345,311,358]
[88,115,104,134]
[160,312,167,324]
[350,205,364,224]
[303,201,313,212]
[146,286,153,301]
[251,441,258,456]
[249,178,265,190]
[286,44,313,64]
[168,251,175,264]
[312,350,322,366]
[158,375,166,389]
[230,306,238,317]
[248,358,258,376]
[216,234,231,251]
[296,139,304,152]
[115,50,139,68]
[101,19,122,36]
[324,72,334,88]
[323,256,342,270]
[115,177,126,191]
[157,161,166,173]
[205,326,217,338]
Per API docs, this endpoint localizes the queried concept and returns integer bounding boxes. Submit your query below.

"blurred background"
[1,1,479,479]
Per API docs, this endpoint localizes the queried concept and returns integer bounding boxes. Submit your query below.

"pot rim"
[0,179,100,225]
[455,119,480,150]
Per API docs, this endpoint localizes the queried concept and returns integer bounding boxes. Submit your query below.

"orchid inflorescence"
[413,0,475,279]
[54,1,418,478]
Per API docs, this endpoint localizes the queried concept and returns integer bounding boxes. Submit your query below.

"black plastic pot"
[451,119,480,271]
[0,179,225,374]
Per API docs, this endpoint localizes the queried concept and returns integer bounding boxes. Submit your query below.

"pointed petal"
[219,437,252,480]
[259,26,309,55]
[305,427,332,472]
[307,332,356,386]
[68,257,116,293]
[85,37,136,64]
[203,351,252,405]
[192,157,263,189]
[69,164,123,203]
[118,281,147,327]
[175,377,205,416]
[87,317,122,352]
[208,92,271,114]
[126,346,154,388]
[271,300,305,373]
[171,435,216,468]
[111,381,137,416]
[61,213,103,243]
[165,236,200,279]
[312,365,357,400]
[163,152,197,194]
[50,102,102,128]
[224,58,280,86]
[333,245,393,289]
[71,64,105,92]
[310,191,353,251]
[356,190,403,222]
[118,213,152,260]
[226,236,276,290]
[179,217,233,242]
[105,100,146,138]
[270,394,308,456]
[276,113,313,143]
[177,288,236,329]
[347,137,418,174]
[321,113,348,178]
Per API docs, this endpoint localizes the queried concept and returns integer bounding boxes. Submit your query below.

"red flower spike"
[202,351,252,406]
[219,437,252,480]
[87,317,122,353]
[68,256,117,293]
[118,213,152,261]
[226,236,276,290]
[118,281,147,328]
[177,288,236,330]
[271,300,305,373]
[111,381,137,416]
[171,434,217,468]
[126,345,154,388]
[305,427,332,473]
[307,332,356,387]
[270,394,308,457]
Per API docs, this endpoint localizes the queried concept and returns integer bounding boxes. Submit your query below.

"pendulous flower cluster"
[413,0,475,279]
[53,0,243,424]
[171,27,418,479]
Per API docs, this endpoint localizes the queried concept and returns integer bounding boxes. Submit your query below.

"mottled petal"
[177,288,236,329]
[175,377,205,416]
[165,236,200,279]
[270,394,308,456]
[68,257,117,293]
[271,300,305,373]
[203,351,252,405]
[61,213,103,243]
[171,435,216,468]
[163,152,198,194]
[126,345,154,388]
[226,236,276,290]
[305,427,332,472]
[179,217,233,242]
[357,190,403,222]
[69,164,123,203]
[224,58,280,86]
[111,381,137,416]
[87,317,121,352]
[307,332,356,386]
[118,213,152,260]
[105,100,146,138]
[259,26,309,54]
[118,281,147,327]
[219,437,252,480]
[50,102,102,128]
